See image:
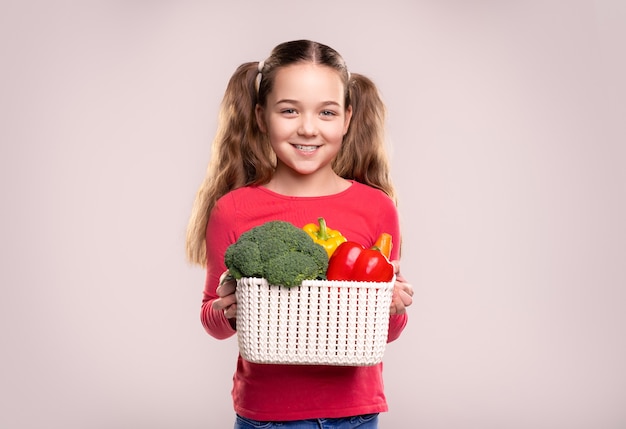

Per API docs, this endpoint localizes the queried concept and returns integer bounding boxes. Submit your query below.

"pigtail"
[334,73,397,203]
[186,62,273,266]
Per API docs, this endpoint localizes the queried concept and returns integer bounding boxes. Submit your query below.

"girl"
[186,40,413,429]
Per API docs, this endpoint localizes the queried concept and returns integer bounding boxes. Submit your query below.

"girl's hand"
[389,260,414,315]
[212,270,238,320]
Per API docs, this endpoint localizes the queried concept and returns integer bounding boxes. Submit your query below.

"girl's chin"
[277,162,333,177]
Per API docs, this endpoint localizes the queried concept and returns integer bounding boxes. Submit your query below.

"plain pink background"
[1,1,624,428]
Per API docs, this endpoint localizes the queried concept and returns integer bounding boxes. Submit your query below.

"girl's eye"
[320,110,336,117]
[281,108,297,115]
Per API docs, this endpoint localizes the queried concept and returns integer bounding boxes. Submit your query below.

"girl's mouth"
[293,144,319,153]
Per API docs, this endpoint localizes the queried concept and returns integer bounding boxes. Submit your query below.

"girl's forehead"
[270,63,345,102]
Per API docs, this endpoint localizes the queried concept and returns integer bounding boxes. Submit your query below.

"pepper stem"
[317,217,330,241]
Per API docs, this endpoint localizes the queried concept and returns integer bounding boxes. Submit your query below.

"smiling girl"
[186,40,413,429]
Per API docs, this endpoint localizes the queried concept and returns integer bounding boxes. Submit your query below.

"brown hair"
[186,40,396,266]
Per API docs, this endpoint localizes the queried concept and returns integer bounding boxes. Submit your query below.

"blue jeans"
[234,413,379,429]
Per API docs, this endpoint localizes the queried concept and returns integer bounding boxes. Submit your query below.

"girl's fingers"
[216,277,236,297]
[212,293,237,311]
[223,303,237,319]
[399,289,413,307]
[390,280,414,315]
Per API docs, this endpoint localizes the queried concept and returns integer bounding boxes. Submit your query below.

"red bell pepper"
[326,241,395,282]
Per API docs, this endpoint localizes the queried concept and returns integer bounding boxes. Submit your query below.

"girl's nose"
[297,114,319,137]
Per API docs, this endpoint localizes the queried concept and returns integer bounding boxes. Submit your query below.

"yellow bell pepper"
[302,217,347,258]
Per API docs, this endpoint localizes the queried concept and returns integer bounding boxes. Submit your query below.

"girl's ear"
[343,105,353,135]
[255,104,267,133]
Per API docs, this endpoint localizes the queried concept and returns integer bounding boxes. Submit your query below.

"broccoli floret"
[256,236,290,263]
[299,239,329,275]
[265,252,324,287]
[224,239,263,278]
[224,220,329,287]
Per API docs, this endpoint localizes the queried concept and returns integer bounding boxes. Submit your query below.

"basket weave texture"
[235,277,394,366]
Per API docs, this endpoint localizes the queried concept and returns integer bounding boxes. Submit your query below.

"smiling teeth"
[294,145,318,152]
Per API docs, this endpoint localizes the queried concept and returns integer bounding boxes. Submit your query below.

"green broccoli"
[224,220,329,287]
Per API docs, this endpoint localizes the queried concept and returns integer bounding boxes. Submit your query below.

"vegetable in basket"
[372,232,393,260]
[224,220,329,287]
[302,217,347,257]
[326,238,395,282]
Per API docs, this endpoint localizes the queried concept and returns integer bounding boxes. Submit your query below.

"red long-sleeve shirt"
[201,181,408,421]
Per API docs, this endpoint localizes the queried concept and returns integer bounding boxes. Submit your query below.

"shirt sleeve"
[373,191,409,343]
[200,194,238,340]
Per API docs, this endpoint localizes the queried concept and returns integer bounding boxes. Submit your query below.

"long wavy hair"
[186,40,396,266]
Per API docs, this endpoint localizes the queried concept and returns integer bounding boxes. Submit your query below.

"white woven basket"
[235,277,395,366]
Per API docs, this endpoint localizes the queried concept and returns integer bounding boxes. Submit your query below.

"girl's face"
[256,63,352,180]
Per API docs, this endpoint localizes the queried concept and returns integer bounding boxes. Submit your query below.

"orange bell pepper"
[373,232,393,260]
